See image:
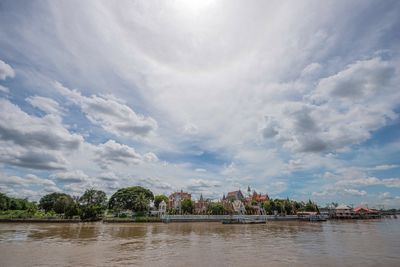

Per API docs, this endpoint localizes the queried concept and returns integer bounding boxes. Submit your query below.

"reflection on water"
[0,220,399,266]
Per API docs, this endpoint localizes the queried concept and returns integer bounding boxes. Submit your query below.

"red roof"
[354,207,379,213]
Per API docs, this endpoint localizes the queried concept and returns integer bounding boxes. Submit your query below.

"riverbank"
[0,218,81,223]
[1,214,396,223]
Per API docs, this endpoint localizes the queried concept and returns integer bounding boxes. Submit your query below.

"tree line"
[0,186,157,220]
[1,187,319,220]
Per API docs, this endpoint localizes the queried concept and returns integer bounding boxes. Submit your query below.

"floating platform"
[222,218,267,224]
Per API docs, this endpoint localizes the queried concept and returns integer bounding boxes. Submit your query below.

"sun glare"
[174,0,216,15]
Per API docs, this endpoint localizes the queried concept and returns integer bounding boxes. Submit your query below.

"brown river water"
[0,219,399,267]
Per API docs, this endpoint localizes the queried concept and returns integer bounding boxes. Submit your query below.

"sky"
[0,0,400,208]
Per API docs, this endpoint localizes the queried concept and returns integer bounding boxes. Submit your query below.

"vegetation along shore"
[1,186,397,223]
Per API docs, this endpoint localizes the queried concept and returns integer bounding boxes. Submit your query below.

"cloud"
[368,164,399,171]
[0,59,15,80]
[183,123,199,135]
[0,85,9,93]
[136,177,173,192]
[344,189,367,197]
[314,58,395,100]
[0,98,82,151]
[263,57,399,154]
[50,170,89,183]
[143,152,159,163]
[268,181,288,195]
[300,62,322,78]
[0,98,83,170]
[0,1,399,206]
[96,171,119,181]
[186,178,222,199]
[95,140,143,168]
[336,177,400,188]
[55,82,157,139]
[0,173,58,195]
[26,96,63,115]
[379,192,394,200]
[0,149,67,170]
[261,116,278,139]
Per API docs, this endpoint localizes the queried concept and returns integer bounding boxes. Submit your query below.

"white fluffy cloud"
[55,82,157,139]
[0,85,9,93]
[95,140,144,169]
[262,57,398,153]
[344,189,367,197]
[26,96,63,115]
[0,59,15,80]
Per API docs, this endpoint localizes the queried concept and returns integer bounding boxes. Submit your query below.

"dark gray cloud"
[0,150,66,170]
[0,98,83,170]
[262,117,278,139]
[0,124,81,151]
[297,137,328,153]
[316,58,396,100]
[0,99,82,151]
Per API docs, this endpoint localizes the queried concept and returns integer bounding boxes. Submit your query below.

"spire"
[200,193,204,201]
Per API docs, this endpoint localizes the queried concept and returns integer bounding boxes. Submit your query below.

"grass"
[0,210,60,219]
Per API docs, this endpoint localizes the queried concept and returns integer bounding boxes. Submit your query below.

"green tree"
[305,199,318,212]
[109,186,154,212]
[154,195,169,209]
[65,202,80,219]
[207,202,225,215]
[132,192,150,214]
[181,199,193,214]
[39,193,73,213]
[0,193,10,210]
[8,197,32,210]
[54,195,74,214]
[293,201,303,213]
[79,189,107,220]
[273,199,283,214]
[283,198,293,215]
[262,200,272,214]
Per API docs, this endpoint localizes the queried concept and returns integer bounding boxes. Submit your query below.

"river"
[0,219,399,266]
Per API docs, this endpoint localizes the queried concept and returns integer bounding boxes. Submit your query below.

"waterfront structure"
[168,191,191,212]
[334,204,355,219]
[354,206,380,219]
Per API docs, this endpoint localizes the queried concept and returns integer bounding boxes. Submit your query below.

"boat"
[297,212,327,222]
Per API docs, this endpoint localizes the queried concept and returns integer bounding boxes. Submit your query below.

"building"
[249,190,269,203]
[226,190,244,201]
[354,206,381,219]
[194,194,208,214]
[168,190,191,211]
[334,204,355,219]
